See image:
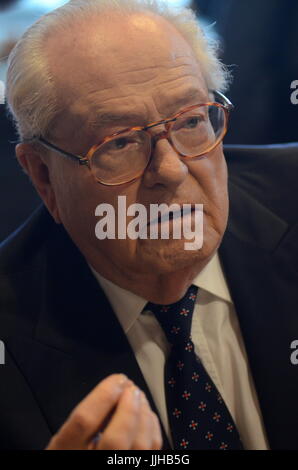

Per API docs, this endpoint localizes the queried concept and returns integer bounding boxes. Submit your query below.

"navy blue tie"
[145,285,244,450]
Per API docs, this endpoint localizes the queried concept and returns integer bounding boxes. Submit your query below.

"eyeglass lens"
[90,104,226,185]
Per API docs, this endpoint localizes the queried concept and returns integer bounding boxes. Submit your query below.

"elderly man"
[0,0,298,451]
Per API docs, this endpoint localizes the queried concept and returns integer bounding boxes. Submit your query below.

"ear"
[15,143,62,224]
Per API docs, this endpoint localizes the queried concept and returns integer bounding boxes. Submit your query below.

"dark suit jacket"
[0,144,298,450]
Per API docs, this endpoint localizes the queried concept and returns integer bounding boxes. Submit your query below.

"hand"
[45,374,163,450]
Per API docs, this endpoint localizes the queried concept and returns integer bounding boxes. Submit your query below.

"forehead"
[47,12,208,139]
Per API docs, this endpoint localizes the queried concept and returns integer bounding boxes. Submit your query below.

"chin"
[136,234,220,275]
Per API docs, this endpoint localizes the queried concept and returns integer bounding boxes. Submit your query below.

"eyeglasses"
[26,90,233,186]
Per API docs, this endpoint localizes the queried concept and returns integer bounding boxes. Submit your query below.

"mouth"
[147,204,197,226]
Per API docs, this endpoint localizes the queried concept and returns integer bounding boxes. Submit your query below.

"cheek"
[215,153,229,214]
[207,156,229,227]
[189,147,228,203]
[211,154,229,210]
[50,160,100,233]
[58,169,141,250]
[189,148,229,231]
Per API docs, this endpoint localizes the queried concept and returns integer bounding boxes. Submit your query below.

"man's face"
[43,12,229,289]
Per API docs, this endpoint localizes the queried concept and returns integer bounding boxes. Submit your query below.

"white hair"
[5,0,230,141]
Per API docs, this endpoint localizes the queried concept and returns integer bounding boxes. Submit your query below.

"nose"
[142,132,189,190]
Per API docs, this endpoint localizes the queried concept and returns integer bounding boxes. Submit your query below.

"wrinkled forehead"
[46,12,207,144]
[47,12,206,101]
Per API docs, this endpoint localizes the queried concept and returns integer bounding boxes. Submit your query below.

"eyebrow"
[89,88,208,130]
[90,110,144,128]
[168,87,208,111]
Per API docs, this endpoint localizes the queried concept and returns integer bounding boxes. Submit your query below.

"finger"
[130,392,155,450]
[97,385,141,450]
[90,391,154,451]
[87,431,102,450]
[46,374,131,450]
[151,411,163,450]
[131,393,163,450]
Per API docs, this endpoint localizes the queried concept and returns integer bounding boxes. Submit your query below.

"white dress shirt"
[89,252,269,450]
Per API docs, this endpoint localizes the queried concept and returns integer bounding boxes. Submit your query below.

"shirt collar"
[89,266,147,334]
[192,251,232,303]
[89,251,232,334]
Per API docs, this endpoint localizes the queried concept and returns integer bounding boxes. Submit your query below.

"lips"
[147,204,197,226]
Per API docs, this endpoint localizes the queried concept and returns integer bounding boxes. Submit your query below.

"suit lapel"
[219,179,298,449]
[9,216,171,449]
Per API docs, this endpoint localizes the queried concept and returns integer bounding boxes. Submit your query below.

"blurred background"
[0,0,297,240]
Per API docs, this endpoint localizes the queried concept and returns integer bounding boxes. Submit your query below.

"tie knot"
[145,285,198,344]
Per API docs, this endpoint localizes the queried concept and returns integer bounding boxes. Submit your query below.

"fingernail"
[130,386,141,402]
[118,374,128,386]
[141,391,148,404]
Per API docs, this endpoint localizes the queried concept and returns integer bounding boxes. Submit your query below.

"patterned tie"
[145,285,244,450]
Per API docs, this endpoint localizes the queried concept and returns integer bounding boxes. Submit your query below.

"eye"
[111,137,129,150]
[184,116,203,129]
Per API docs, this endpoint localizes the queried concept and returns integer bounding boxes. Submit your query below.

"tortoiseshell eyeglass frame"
[24,90,233,186]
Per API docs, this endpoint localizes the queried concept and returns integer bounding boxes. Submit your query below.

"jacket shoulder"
[0,205,55,275]
[224,143,298,225]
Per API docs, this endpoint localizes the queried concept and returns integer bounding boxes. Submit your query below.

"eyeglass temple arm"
[23,136,89,166]
[211,90,234,110]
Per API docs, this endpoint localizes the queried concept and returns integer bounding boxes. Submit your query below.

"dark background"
[1,0,298,241]
[194,0,298,145]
